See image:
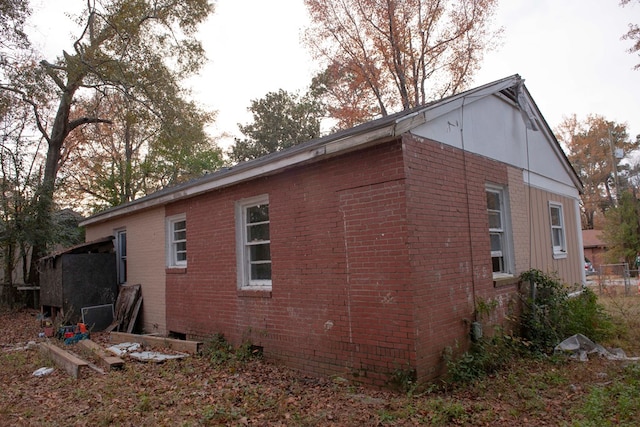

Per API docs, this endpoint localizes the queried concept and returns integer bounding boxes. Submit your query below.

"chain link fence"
[591,263,637,296]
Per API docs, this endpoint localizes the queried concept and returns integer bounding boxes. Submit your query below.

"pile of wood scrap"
[39,340,125,378]
[107,284,142,333]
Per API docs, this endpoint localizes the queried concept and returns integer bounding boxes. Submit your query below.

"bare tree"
[304,0,502,127]
[621,0,640,69]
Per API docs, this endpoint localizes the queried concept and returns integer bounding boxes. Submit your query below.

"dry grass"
[2,295,640,426]
[594,284,640,355]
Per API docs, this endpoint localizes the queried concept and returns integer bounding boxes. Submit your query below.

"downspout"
[458,96,478,322]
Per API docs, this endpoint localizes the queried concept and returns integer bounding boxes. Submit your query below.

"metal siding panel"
[528,186,582,285]
[62,254,117,321]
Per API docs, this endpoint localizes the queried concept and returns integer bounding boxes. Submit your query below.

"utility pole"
[609,127,622,205]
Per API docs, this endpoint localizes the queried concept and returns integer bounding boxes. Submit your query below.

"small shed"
[40,236,117,323]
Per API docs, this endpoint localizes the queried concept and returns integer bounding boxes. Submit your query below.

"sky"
[28,0,640,150]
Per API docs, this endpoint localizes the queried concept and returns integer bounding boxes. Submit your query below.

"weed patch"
[444,270,615,388]
[572,363,640,426]
[201,333,261,368]
[388,364,417,394]
[443,331,524,387]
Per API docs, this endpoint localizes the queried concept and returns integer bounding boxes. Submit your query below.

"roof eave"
[80,122,400,227]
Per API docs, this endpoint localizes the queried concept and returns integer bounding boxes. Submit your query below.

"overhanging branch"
[68,117,112,132]
[0,84,51,143]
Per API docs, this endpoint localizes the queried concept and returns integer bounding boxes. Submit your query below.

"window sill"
[553,252,568,260]
[166,267,187,275]
[237,288,272,298]
[493,274,517,288]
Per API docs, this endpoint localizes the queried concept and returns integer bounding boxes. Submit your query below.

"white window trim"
[235,194,271,290]
[115,228,127,284]
[166,213,187,268]
[549,202,567,259]
[486,185,515,278]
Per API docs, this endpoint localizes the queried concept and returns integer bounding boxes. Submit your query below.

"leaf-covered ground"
[1,304,639,426]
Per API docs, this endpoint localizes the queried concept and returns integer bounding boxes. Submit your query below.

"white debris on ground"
[128,351,188,362]
[107,342,188,362]
[3,341,37,352]
[106,342,141,356]
[32,367,54,377]
[554,334,640,362]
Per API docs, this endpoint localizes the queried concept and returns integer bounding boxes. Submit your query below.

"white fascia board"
[324,124,396,154]
[518,90,583,193]
[81,123,398,227]
[524,170,580,200]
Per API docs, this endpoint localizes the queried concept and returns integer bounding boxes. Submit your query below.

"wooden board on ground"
[77,339,124,370]
[39,342,89,379]
[110,331,202,353]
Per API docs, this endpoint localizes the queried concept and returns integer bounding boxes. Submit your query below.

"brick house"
[80,75,584,386]
[582,229,606,272]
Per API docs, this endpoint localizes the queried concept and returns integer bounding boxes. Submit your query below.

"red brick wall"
[165,141,413,386]
[165,135,522,386]
[402,134,519,381]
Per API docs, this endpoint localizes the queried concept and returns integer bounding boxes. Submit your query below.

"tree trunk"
[1,244,17,307]
[124,118,133,203]
[27,86,76,285]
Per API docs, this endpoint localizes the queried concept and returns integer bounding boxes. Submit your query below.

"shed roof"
[582,229,606,248]
[40,236,114,261]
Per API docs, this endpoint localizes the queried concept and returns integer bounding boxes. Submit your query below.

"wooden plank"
[39,342,89,379]
[113,284,141,332]
[126,297,142,334]
[110,332,202,353]
[77,339,124,370]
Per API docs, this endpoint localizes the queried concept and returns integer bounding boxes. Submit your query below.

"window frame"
[166,214,187,268]
[486,185,514,278]
[115,228,127,284]
[549,202,567,259]
[235,194,271,290]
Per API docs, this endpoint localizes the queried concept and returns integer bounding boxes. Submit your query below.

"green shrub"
[519,269,569,352]
[565,287,614,342]
[520,269,613,353]
[444,270,614,387]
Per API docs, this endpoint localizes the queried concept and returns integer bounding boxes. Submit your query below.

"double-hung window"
[167,214,187,267]
[486,187,513,276]
[236,195,271,290]
[549,202,566,258]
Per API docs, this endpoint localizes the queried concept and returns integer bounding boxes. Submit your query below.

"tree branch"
[0,84,51,143]
[39,60,68,91]
[68,117,113,132]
